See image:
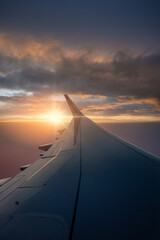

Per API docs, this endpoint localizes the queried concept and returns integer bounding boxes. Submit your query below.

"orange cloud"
[0,32,109,65]
[83,97,160,112]
[0,31,160,122]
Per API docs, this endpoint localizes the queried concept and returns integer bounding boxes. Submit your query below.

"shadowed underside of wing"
[0,95,160,240]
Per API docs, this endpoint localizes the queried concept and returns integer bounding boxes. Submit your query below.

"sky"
[0,0,160,122]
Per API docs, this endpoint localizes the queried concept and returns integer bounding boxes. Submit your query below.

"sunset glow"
[45,110,65,125]
[0,1,159,123]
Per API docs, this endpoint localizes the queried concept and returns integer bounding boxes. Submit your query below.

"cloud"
[0,33,159,100]
[0,94,70,120]
[0,32,160,120]
[82,97,160,116]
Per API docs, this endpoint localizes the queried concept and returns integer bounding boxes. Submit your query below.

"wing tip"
[64,94,84,117]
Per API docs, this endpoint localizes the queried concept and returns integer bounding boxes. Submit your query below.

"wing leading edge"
[0,95,160,240]
[0,96,82,240]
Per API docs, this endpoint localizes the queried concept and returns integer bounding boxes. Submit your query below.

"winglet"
[64,94,84,117]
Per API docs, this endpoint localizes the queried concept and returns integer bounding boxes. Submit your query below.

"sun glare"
[46,110,64,125]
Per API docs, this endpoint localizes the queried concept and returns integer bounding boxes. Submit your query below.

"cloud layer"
[0,33,160,121]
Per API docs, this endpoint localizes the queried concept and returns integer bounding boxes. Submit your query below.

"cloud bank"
[0,33,160,121]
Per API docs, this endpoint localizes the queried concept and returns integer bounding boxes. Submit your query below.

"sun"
[46,110,64,125]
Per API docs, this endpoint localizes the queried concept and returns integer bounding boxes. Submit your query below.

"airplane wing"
[0,95,160,240]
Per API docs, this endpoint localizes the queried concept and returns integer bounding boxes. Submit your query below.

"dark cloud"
[0,49,160,102]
